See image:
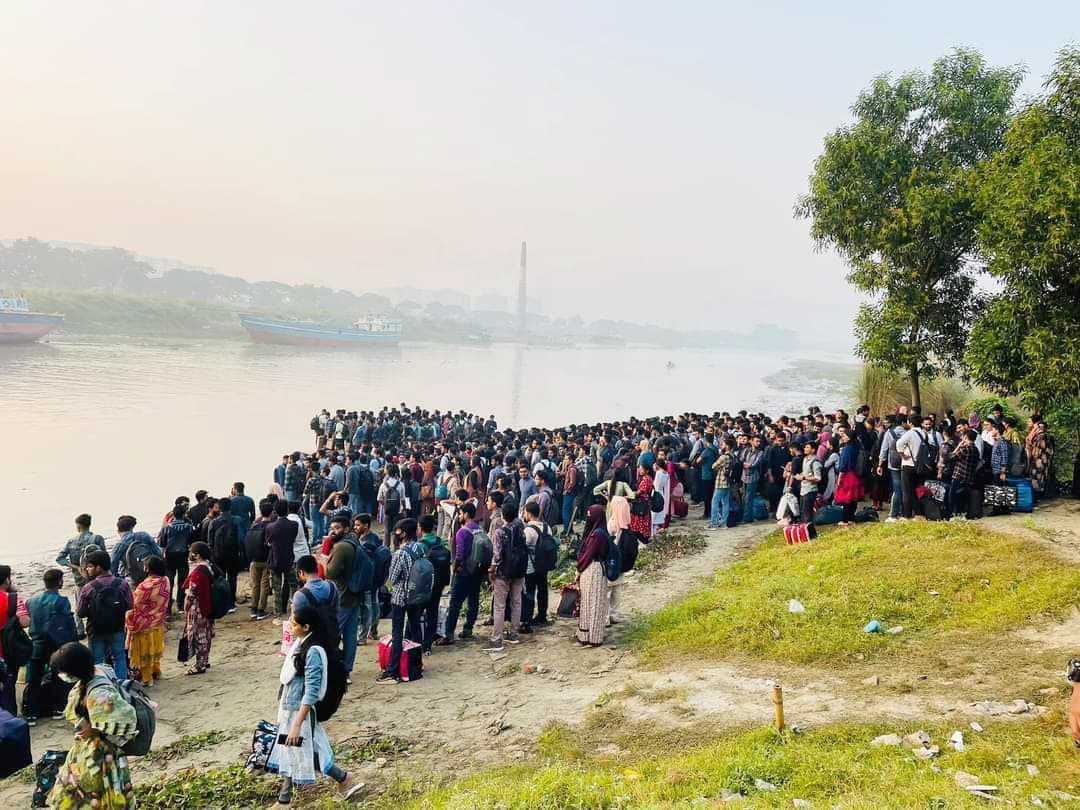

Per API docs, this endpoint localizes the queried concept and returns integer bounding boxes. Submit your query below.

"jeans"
[348,494,362,517]
[310,509,326,546]
[21,639,58,718]
[232,517,250,566]
[742,475,760,523]
[273,568,299,616]
[766,479,783,513]
[90,632,128,679]
[225,568,239,610]
[359,589,379,642]
[709,486,731,529]
[524,570,549,624]
[165,551,189,612]
[700,478,716,519]
[422,584,446,651]
[562,494,576,535]
[799,492,818,525]
[384,604,422,679]
[950,482,970,519]
[338,604,360,673]
[443,571,481,641]
[384,510,401,548]
[249,561,270,614]
[492,577,524,643]
[901,467,917,518]
[889,468,902,518]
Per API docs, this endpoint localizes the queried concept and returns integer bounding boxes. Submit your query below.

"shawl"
[183,563,213,620]
[608,496,631,535]
[1026,423,1045,452]
[126,574,170,635]
[577,524,610,573]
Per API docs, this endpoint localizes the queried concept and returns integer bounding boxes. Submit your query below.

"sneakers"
[375,672,400,685]
[434,637,456,647]
[255,611,269,621]
[483,642,505,653]
[519,625,533,634]
[338,774,365,800]
[885,517,898,523]
[52,711,65,720]
[505,635,521,645]
[25,716,37,727]
[226,607,238,614]
[459,630,474,640]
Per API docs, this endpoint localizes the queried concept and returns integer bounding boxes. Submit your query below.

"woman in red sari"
[126,555,170,686]
[630,460,654,539]
[182,541,215,675]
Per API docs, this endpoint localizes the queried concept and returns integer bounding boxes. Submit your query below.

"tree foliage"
[967,46,1080,412]
[797,49,1024,407]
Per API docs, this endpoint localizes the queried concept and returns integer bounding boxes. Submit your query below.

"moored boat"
[0,296,64,344]
[240,313,402,348]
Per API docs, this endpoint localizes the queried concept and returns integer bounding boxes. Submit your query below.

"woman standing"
[1026,416,1054,498]
[47,641,136,809]
[651,458,670,534]
[593,467,635,519]
[606,496,632,626]
[822,435,841,504]
[268,605,362,808]
[575,505,610,647]
[181,541,215,675]
[834,429,865,525]
[125,555,170,687]
[466,457,488,524]
[629,461,654,540]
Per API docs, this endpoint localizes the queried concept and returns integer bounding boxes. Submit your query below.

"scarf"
[583,504,607,538]
[1026,422,1044,451]
[126,574,170,634]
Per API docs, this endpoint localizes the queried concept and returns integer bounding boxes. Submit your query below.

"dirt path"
[4,502,1077,804]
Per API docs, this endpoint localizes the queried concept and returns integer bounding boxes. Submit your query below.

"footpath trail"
[3,501,1078,804]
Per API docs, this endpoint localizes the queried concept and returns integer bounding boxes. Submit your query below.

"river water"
[0,335,845,567]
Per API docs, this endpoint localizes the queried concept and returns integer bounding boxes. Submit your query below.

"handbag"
[984,484,1018,508]
[177,634,190,663]
[630,496,649,517]
[557,585,580,618]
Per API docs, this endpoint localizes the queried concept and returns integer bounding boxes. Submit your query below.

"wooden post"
[773,682,785,731]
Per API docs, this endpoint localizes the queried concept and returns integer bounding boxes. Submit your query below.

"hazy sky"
[1,2,1074,337]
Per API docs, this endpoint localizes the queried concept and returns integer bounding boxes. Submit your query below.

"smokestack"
[516,241,527,336]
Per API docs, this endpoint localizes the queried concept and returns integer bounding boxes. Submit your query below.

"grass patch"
[629,521,1080,666]
[142,729,236,764]
[389,717,1080,808]
[135,764,277,808]
[635,526,707,577]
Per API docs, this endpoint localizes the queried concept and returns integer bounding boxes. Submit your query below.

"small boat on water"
[239,313,403,348]
[0,296,64,344]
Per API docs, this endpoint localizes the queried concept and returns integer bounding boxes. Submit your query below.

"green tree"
[797,49,1023,408]
[966,46,1080,412]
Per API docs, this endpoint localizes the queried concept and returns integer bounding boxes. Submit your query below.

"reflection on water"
[0,336,824,564]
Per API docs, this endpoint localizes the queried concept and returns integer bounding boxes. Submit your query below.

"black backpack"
[649,489,665,513]
[914,430,938,477]
[125,534,160,585]
[531,523,559,574]
[299,587,341,652]
[89,579,128,636]
[314,648,348,722]
[618,529,641,573]
[208,565,232,621]
[426,542,452,590]
[384,479,403,514]
[498,522,529,579]
[1,595,32,669]
[244,522,269,564]
[358,466,375,497]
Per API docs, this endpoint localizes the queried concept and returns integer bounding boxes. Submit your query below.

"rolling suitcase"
[784,523,817,544]
[0,709,32,779]
[378,635,423,681]
[1007,477,1033,513]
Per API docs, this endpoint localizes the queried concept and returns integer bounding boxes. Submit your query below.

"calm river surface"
[1,335,845,565]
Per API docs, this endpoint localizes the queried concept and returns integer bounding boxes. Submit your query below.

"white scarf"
[279,636,328,702]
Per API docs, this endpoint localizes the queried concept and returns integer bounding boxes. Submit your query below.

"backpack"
[1,595,32,669]
[914,430,938,476]
[465,528,494,575]
[531,523,559,574]
[618,529,640,573]
[88,579,127,636]
[887,427,905,468]
[498,523,529,580]
[87,671,157,756]
[581,461,599,492]
[541,491,560,528]
[243,522,269,564]
[727,451,743,483]
[369,541,392,589]
[384,479,403,514]
[358,466,375,497]
[649,489,665,513]
[426,542,452,590]
[343,536,374,595]
[208,565,232,621]
[44,605,77,648]
[163,520,193,556]
[310,415,320,431]
[1008,441,1028,478]
[604,533,622,582]
[125,534,160,585]
[405,546,435,607]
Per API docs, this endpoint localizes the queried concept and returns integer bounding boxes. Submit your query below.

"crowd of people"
[0,401,1060,807]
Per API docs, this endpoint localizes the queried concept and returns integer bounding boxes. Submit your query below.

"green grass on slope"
[397,718,1080,809]
[628,521,1080,666]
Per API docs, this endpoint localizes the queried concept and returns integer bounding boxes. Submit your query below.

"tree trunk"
[908,365,922,411]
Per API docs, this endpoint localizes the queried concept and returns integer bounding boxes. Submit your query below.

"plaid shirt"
[712,452,733,488]
[950,442,979,485]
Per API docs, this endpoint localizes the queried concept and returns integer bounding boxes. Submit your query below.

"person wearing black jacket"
[208,497,239,613]
[187,490,211,533]
[158,504,194,612]
[244,499,275,620]
[762,433,789,513]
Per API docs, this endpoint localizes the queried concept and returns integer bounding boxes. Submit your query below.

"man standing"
[323,516,369,681]
[742,435,765,524]
[266,500,298,621]
[376,519,424,685]
[697,433,719,521]
[358,514,389,645]
[77,550,133,679]
[418,514,451,653]
[763,432,789,513]
[896,416,937,520]
[55,513,106,638]
[436,502,484,645]
[878,414,907,522]
[486,501,527,653]
[284,453,305,512]
[796,443,823,525]
[244,499,275,620]
[0,566,29,714]
[229,482,257,560]
[709,437,735,529]
[208,497,240,613]
[158,502,194,613]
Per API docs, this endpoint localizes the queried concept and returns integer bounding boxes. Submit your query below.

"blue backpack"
[343,536,374,595]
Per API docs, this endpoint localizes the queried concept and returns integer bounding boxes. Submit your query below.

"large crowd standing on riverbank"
[0,401,1061,807]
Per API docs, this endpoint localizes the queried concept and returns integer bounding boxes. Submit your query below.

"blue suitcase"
[1007,477,1034,513]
